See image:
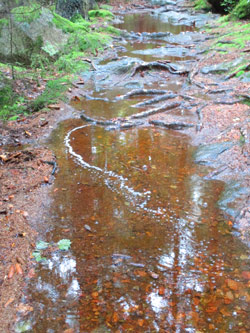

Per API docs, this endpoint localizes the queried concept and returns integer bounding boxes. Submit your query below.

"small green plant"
[29,77,70,112]
[57,239,71,250]
[32,238,71,262]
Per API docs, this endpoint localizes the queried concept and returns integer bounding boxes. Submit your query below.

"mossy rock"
[88,9,114,19]
[0,7,68,64]
[12,4,42,24]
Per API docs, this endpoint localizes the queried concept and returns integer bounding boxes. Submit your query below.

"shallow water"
[24,6,250,333]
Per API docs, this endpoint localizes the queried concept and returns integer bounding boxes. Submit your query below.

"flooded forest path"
[22,1,250,332]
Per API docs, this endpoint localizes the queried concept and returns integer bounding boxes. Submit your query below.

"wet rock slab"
[194,141,235,165]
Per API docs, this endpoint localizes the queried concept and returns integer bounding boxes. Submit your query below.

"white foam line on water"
[65,125,165,217]
[65,125,144,198]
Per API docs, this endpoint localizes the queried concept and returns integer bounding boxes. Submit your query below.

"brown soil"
[0,1,249,331]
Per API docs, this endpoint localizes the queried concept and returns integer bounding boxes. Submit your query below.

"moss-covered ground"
[0,5,118,120]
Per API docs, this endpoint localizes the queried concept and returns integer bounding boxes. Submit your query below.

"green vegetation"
[0,75,70,120]
[194,0,250,19]
[212,22,250,50]
[0,2,119,120]
[194,0,212,11]
[12,4,42,24]
[52,12,90,33]
[29,77,70,112]
[230,0,250,19]
[55,52,90,73]
[221,0,238,13]
[88,9,114,19]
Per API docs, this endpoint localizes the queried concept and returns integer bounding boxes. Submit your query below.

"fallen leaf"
[226,279,239,291]
[158,286,165,296]
[8,265,15,279]
[44,176,49,183]
[15,263,23,275]
[149,272,159,279]
[48,104,60,110]
[17,303,33,314]
[24,130,32,137]
[206,306,217,313]
[0,154,7,162]
[225,291,234,301]
[220,308,230,316]
[91,291,99,298]
[63,329,74,333]
[4,298,14,308]
[71,96,80,102]
[22,211,28,217]
[112,312,119,323]
[138,318,144,326]
[136,270,147,277]
[27,268,36,278]
[242,271,250,280]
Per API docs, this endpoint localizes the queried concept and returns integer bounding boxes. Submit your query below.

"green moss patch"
[194,0,212,11]
[53,12,90,33]
[88,9,114,19]
[12,4,42,24]
[212,22,250,50]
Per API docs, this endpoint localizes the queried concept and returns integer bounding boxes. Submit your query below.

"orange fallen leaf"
[138,318,144,326]
[4,297,15,308]
[71,96,80,102]
[242,271,250,280]
[17,303,33,314]
[15,263,23,275]
[8,265,15,279]
[112,311,119,323]
[44,176,49,183]
[225,291,234,301]
[206,306,217,313]
[24,130,31,137]
[91,291,99,298]
[226,279,239,291]
[136,270,147,277]
[158,286,165,296]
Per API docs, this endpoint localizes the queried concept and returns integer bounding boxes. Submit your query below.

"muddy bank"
[0,0,249,331]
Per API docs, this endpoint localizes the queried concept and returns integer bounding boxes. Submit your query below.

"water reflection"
[27,124,250,332]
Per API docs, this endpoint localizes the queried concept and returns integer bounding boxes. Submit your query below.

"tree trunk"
[56,0,96,20]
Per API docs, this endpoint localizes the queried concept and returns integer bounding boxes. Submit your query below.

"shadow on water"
[23,6,250,333]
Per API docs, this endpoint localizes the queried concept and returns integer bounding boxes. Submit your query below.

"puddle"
[24,3,250,333]
[115,13,195,34]
[26,122,250,332]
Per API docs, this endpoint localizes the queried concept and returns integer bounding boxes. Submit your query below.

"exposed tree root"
[116,89,169,100]
[149,120,195,130]
[133,93,177,108]
[131,61,189,77]
[80,113,113,125]
[130,102,181,119]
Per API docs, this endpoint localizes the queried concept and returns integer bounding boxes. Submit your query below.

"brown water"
[23,9,250,333]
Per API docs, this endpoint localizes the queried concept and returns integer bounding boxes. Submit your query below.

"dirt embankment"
[0,0,249,331]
